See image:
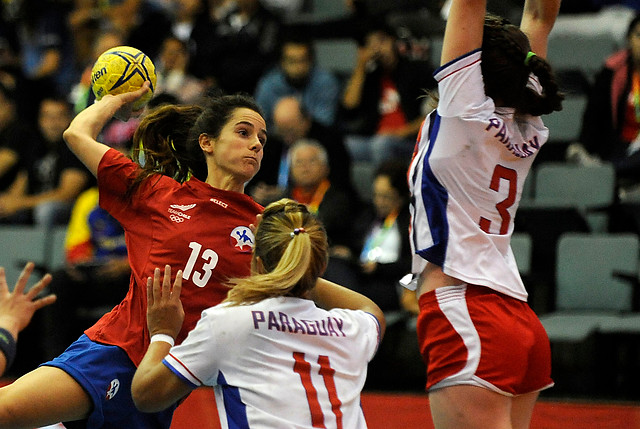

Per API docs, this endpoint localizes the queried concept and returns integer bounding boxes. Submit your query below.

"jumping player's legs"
[429,385,511,429]
[511,391,539,429]
[0,366,91,428]
[429,385,538,429]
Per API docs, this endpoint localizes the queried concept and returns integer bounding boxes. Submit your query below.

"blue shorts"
[42,334,177,429]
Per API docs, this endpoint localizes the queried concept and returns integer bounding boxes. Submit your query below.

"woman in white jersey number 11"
[132,199,385,428]
[406,0,564,428]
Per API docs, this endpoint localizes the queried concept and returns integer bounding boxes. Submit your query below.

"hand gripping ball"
[91,46,157,110]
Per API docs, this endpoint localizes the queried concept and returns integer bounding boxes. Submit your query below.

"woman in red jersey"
[0,85,272,428]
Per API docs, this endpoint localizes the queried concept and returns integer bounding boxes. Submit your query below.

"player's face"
[211,107,267,183]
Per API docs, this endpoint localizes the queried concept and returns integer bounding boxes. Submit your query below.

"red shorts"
[417,284,553,396]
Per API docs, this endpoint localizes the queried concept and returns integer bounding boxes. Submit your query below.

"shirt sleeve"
[435,50,495,119]
[329,308,382,362]
[162,309,221,387]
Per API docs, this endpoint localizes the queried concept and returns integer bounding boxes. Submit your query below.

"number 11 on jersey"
[293,352,343,428]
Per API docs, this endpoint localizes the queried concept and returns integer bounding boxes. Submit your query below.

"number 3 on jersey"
[293,352,343,429]
[182,241,219,287]
[479,164,517,235]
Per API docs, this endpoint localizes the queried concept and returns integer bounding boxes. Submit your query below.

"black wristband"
[0,328,17,370]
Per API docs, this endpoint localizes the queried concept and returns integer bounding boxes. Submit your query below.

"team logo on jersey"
[106,378,120,400]
[168,203,195,223]
[170,203,196,211]
[230,226,254,252]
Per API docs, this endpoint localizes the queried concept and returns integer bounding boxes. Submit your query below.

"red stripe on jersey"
[169,353,204,385]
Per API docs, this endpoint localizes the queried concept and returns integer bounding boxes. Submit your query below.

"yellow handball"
[91,46,156,110]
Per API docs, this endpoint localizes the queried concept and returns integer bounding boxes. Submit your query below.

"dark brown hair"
[481,14,564,116]
[126,93,264,198]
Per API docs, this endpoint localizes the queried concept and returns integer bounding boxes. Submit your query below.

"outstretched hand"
[0,262,56,336]
[146,265,184,340]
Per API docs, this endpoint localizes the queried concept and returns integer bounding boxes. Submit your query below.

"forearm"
[132,342,185,413]
[312,278,385,336]
[63,97,123,175]
[341,62,368,109]
[11,172,88,210]
[521,0,561,57]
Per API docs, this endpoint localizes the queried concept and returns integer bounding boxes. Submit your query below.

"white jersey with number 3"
[409,49,549,301]
[163,296,381,429]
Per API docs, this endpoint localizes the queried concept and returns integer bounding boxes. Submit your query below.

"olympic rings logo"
[170,214,185,223]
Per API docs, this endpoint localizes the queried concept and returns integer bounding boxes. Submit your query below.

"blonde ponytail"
[224,199,328,305]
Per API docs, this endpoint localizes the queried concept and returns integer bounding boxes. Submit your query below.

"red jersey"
[85,149,263,365]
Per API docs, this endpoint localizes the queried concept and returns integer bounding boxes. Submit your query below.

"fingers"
[32,294,57,311]
[0,267,7,295]
[146,275,154,307]
[152,267,162,304]
[150,266,177,304]
[13,262,35,294]
[162,265,172,301]
[26,273,52,300]
[171,270,183,303]
[250,214,263,234]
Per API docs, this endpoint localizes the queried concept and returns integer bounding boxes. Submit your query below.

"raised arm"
[440,0,486,66]
[63,83,150,176]
[520,0,562,59]
[132,266,191,413]
[311,278,386,338]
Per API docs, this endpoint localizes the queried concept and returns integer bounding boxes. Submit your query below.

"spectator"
[12,0,76,122]
[248,96,354,205]
[255,32,341,128]
[0,262,56,376]
[568,13,640,232]
[177,0,234,82]
[352,160,412,313]
[0,82,39,193]
[155,36,207,104]
[0,96,93,226]
[286,139,360,285]
[339,19,437,167]
[199,0,283,95]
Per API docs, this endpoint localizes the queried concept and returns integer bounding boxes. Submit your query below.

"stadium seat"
[533,161,615,232]
[0,225,51,287]
[546,33,618,84]
[541,94,588,144]
[539,232,640,342]
[313,38,359,79]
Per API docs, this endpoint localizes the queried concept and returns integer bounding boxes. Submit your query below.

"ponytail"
[224,199,328,306]
[481,14,564,117]
[126,104,203,199]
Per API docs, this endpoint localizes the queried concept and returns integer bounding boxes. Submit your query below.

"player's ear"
[199,133,214,154]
